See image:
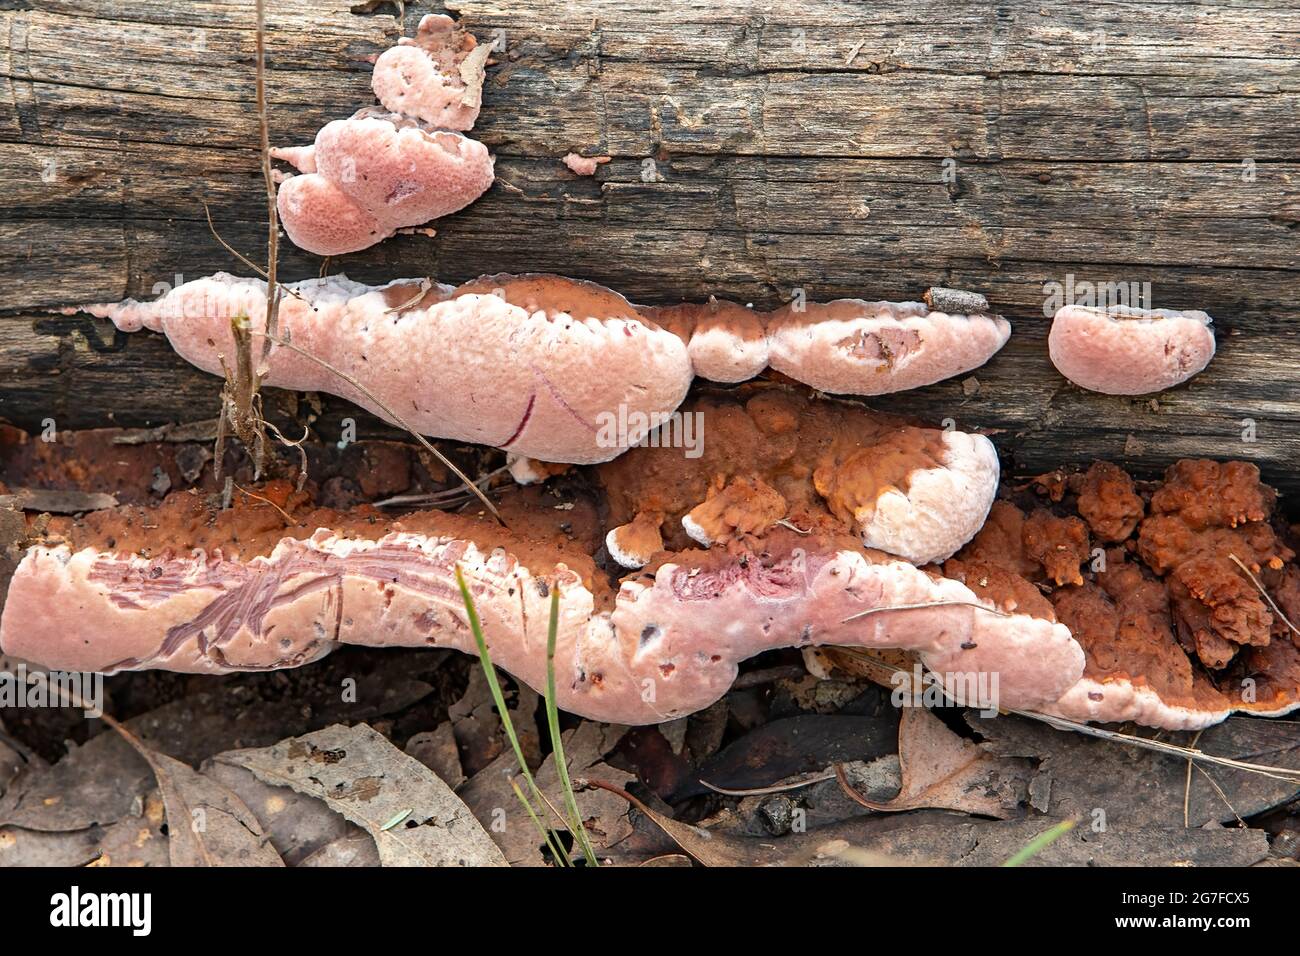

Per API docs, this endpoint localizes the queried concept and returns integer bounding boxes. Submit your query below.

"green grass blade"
[1001,818,1076,867]
[544,586,600,867]
[509,778,565,865]
[456,564,571,866]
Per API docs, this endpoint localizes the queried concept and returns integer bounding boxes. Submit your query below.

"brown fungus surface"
[954,459,1300,721]
[596,389,949,556]
[1076,460,1145,543]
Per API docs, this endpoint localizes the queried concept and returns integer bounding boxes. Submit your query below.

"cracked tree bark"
[1,0,1297,491]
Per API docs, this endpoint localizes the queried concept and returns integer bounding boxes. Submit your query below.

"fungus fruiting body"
[80,274,1012,464]
[3,419,1296,730]
[763,299,1011,396]
[273,114,494,257]
[561,153,610,176]
[81,273,694,465]
[957,460,1300,729]
[0,397,1068,724]
[1048,304,1216,395]
[646,294,1011,395]
[273,15,496,255]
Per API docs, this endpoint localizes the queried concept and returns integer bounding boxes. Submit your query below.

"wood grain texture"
[1,0,1297,490]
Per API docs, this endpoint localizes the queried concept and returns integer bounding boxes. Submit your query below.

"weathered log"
[1,0,1297,491]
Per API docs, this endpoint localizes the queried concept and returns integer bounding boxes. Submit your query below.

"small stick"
[1228,552,1300,638]
[924,287,990,315]
[841,600,1010,624]
[202,205,308,307]
[231,482,296,526]
[699,770,837,797]
[255,0,282,367]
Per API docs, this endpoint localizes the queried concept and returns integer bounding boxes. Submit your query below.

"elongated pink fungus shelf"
[272,15,496,255]
[76,275,1012,465]
[80,273,693,465]
[645,293,1010,394]
[5,407,1296,729]
[0,391,1078,725]
[1048,304,1216,395]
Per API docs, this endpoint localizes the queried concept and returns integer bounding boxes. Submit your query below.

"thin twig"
[383,279,434,315]
[699,770,837,797]
[260,419,310,489]
[202,204,308,307]
[373,465,509,509]
[841,652,1300,784]
[1228,552,1300,638]
[1183,728,1204,828]
[255,0,281,368]
[1011,709,1300,783]
[204,205,268,279]
[1196,764,1246,827]
[842,600,1011,624]
[231,483,295,526]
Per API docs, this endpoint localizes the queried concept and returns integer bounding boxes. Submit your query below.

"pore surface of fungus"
[954,460,1300,729]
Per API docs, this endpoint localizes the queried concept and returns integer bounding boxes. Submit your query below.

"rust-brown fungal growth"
[954,459,1300,728]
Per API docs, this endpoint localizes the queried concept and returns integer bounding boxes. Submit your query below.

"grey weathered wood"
[1,0,1297,490]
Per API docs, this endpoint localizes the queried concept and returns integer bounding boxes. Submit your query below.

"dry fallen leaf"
[968,711,1300,827]
[405,723,465,789]
[215,723,506,867]
[203,760,374,866]
[144,750,283,867]
[0,791,169,867]
[837,707,1031,818]
[588,780,906,866]
[601,788,1267,868]
[449,667,540,775]
[82,707,283,867]
[0,672,433,834]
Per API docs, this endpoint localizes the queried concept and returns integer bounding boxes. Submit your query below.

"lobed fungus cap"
[274,116,494,256]
[370,14,492,132]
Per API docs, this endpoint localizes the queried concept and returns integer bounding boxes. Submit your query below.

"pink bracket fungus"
[272,15,496,255]
[1048,304,1216,395]
[604,511,665,568]
[370,14,493,132]
[764,297,1011,395]
[75,275,1011,466]
[641,298,773,385]
[561,153,611,176]
[15,449,1296,729]
[647,290,1011,395]
[1,394,1086,726]
[80,273,693,465]
[17,406,1298,729]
